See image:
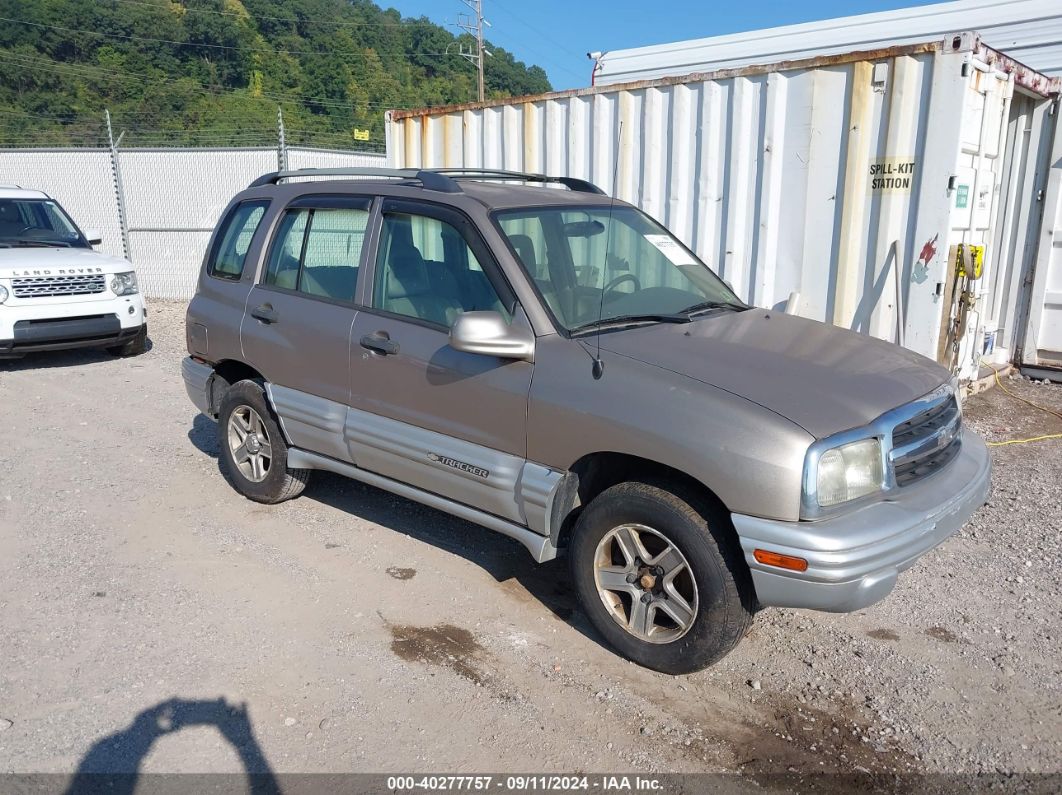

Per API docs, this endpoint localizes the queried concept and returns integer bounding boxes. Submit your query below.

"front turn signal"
[753,549,809,572]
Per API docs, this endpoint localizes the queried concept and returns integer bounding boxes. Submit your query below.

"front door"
[241,194,372,461]
[348,199,533,522]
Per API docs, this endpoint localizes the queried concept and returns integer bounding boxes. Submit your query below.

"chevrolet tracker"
[183,167,991,673]
[0,185,147,359]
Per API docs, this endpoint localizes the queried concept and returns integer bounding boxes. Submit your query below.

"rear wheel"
[217,380,310,503]
[569,480,754,674]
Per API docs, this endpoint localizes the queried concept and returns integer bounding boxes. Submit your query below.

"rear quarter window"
[208,200,269,280]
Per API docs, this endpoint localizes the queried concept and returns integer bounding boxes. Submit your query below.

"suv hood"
[0,246,132,276]
[598,309,950,439]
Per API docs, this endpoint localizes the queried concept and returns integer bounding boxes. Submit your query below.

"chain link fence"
[0,145,386,299]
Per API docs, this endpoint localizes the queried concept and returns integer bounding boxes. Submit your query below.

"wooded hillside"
[0,0,552,149]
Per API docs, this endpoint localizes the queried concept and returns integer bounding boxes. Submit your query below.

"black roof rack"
[432,168,605,195]
[248,167,461,192]
[248,167,605,195]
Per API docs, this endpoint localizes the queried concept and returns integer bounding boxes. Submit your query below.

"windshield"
[494,205,744,332]
[0,198,88,248]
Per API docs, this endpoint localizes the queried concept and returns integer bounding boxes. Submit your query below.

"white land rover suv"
[0,185,147,359]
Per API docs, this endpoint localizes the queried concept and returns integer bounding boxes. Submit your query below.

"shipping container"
[1021,108,1062,370]
[387,34,1059,380]
[592,0,1062,84]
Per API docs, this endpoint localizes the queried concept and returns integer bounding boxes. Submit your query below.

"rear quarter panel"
[186,193,274,362]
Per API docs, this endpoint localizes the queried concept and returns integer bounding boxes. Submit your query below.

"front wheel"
[569,481,754,674]
[217,380,310,504]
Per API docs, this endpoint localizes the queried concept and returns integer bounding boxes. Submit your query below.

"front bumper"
[0,293,146,356]
[732,428,992,612]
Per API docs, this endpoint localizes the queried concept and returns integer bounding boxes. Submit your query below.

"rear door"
[347,199,534,522]
[240,194,373,461]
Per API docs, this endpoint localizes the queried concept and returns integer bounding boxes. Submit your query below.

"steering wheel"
[602,273,641,301]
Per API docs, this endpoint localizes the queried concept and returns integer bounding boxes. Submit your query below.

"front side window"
[209,200,268,279]
[372,212,509,328]
[0,198,87,248]
[495,206,743,332]
[264,206,369,302]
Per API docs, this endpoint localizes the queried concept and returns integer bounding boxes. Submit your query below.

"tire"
[569,480,755,674]
[106,325,148,357]
[217,379,310,504]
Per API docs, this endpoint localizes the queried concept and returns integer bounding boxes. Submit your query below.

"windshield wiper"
[570,312,692,336]
[681,299,748,317]
[9,239,71,248]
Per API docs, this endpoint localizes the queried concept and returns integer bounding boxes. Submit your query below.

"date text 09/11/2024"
[386,775,664,791]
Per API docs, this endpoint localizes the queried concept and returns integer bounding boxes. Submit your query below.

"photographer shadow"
[66,697,281,795]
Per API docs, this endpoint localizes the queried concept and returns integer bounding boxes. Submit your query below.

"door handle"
[251,304,278,323]
[360,334,399,356]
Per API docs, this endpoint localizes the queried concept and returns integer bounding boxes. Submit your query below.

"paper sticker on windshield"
[644,234,696,266]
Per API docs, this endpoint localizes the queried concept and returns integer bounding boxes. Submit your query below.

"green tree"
[0,0,553,148]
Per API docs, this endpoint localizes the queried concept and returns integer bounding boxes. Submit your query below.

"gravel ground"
[1,300,1059,788]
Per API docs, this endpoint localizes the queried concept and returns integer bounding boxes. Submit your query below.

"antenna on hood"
[590,121,623,380]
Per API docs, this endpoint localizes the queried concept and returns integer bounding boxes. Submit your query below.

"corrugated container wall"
[1022,106,1062,369]
[388,36,1058,380]
[594,0,1062,83]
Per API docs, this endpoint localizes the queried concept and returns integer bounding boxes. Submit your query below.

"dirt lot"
[1,301,1060,788]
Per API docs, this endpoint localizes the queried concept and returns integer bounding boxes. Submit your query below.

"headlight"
[0,284,8,304]
[110,271,138,296]
[807,437,885,511]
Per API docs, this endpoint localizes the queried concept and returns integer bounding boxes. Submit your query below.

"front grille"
[891,394,962,487]
[12,274,107,298]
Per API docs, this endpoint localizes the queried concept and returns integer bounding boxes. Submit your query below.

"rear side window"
[208,200,269,280]
[263,206,370,302]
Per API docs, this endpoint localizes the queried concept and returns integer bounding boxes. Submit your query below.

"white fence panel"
[286,147,390,171]
[122,148,278,228]
[122,148,279,299]
[0,149,125,259]
[0,146,386,299]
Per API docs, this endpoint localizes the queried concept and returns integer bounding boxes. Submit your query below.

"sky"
[385,0,944,91]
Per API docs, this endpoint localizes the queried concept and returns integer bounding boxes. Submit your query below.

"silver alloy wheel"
[227,405,273,483]
[593,523,699,644]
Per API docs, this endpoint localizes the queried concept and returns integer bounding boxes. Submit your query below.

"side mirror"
[84,229,102,246]
[450,311,535,362]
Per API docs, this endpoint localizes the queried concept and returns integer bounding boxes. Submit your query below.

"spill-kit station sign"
[870,157,917,192]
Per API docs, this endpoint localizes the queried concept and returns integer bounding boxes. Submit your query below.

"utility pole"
[457,0,491,102]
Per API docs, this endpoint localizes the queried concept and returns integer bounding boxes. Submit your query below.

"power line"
[0,107,106,124]
[489,0,587,82]
[0,15,468,60]
[109,0,419,29]
[0,50,431,113]
[479,27,584,83]
[491,0,583,58]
